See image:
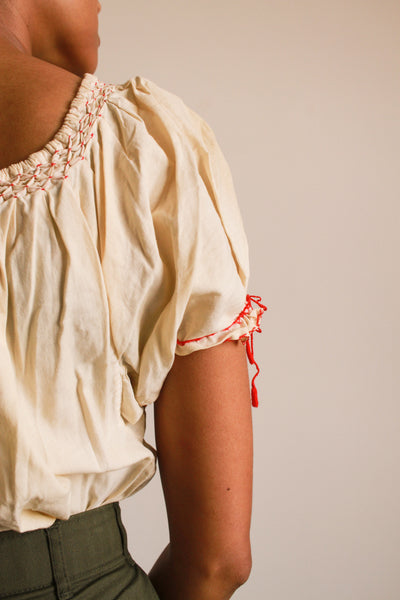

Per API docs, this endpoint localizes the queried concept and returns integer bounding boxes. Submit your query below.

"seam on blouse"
[0,80,116,204]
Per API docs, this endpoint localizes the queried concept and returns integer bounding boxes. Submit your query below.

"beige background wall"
[97,1,399,598]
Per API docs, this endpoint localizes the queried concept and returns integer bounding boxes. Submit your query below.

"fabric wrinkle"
[0,72,267,533]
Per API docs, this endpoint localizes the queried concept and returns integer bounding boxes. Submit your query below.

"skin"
[149,341,254,599]
[0,0,101,75]
[0,0,101,170]
[0,3,254,598]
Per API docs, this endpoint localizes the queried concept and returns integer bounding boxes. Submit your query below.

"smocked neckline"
[0,72,100,183]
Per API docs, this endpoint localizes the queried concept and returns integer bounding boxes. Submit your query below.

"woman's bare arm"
[148,339,254,600]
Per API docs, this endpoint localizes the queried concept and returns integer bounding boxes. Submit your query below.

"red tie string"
[240,295,267,408]
[177,293,267,407]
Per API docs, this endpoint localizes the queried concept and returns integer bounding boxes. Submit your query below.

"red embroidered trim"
[177,294,267,407]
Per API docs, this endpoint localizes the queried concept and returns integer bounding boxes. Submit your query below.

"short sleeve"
[105,76,267,411]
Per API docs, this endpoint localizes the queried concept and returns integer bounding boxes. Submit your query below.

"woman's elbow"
[222,550,252,589]
[198,541,252,590]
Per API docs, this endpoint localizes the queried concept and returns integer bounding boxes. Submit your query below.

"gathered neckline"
[0,72,104,184]
[0,72,118,203]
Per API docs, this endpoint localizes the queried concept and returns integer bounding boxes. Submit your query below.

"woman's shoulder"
[106,75,215,159]
[0,60,204,173]
[0,57,83,171]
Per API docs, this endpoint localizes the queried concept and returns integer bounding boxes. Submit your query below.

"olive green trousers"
[0,502,160,599]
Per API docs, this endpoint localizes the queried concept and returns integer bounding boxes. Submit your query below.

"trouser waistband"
[0,502,127,600]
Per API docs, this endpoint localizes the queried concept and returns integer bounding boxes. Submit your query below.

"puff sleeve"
[109,77,267,410]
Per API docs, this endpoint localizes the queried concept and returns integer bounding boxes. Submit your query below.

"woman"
[0,1,266,599]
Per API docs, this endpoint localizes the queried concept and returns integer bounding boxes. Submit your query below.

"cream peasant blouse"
[0,72,267,533]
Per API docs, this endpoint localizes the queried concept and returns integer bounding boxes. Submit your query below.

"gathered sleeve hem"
[176,294,267,407]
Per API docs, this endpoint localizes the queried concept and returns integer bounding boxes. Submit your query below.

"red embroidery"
[0,78,115,203]
[177,294,267,407]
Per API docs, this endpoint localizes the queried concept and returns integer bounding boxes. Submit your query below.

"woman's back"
[0,18,266,598]
[0,55,265,508]
[0,55,81,171]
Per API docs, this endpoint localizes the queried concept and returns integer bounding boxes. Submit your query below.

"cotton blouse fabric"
[0,72,267,534]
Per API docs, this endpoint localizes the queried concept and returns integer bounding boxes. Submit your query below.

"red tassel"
[177,292,267,407]
[241,295,267,408]
[245,331,260,407]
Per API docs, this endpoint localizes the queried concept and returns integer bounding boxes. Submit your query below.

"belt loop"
[44,522,74,600]
[113,502,135,567]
